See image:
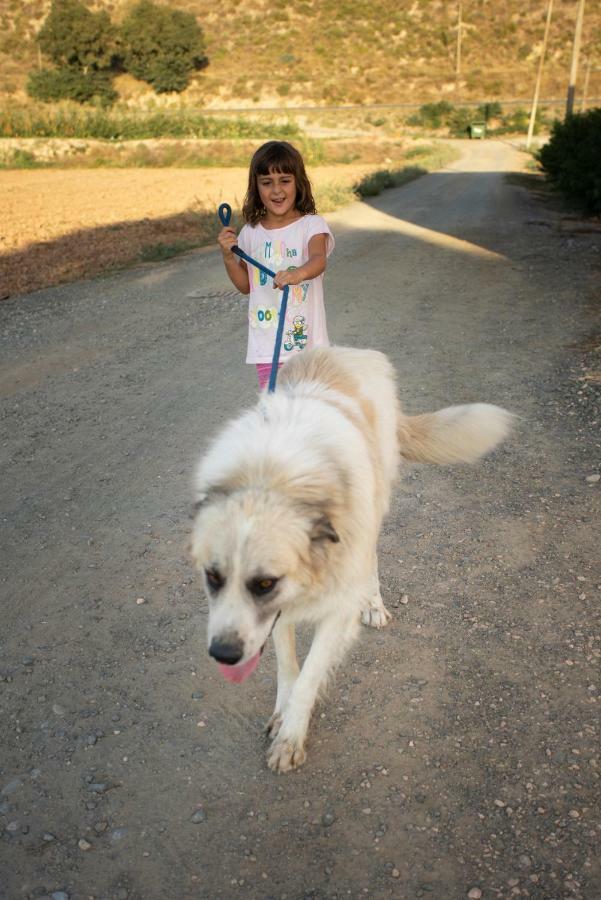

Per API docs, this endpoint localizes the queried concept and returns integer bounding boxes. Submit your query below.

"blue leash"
[218,203,289,393]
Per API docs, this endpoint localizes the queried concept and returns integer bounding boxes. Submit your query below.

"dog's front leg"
[361,553,392,629]
[268,611,358,773]
[266,620,299,738]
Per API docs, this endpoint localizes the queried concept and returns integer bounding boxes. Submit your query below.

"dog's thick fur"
[191,347,512,772]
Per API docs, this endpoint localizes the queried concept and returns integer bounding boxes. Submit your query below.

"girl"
[217,140,335,390]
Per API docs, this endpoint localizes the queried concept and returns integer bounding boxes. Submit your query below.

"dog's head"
[190,487,339,683]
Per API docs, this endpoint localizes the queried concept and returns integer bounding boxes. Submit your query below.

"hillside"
[1,0,600,107]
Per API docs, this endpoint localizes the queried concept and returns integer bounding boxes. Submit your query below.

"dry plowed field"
[0,165,374,298]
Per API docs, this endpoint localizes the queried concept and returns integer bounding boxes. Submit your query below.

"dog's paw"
[361,598,392,629]
[267,737,307,773]
[265,712,282,739]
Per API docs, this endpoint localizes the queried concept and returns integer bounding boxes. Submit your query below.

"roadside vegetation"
[537,109,601,216]
[0,104,300,141]
[406,100,549,137]
[0,99,555,167]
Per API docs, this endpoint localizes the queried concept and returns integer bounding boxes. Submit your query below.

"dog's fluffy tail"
[398,403,513,465]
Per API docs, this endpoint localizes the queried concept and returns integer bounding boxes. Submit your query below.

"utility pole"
[566,0,586,115]
[580,57,591,110]
[527,0,554,151]
[456,1,463,80]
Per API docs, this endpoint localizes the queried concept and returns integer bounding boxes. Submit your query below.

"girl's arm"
[218,226,250,295]
[273,234,328,288]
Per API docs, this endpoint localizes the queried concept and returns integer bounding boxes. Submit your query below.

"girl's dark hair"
[242,141,316,225]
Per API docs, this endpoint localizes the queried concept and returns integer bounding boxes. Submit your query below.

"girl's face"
[257,168,299,225]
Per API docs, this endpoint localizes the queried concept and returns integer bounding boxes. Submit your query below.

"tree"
[120,0,208,93]
[37,0,117,73]
[30,0,118,104]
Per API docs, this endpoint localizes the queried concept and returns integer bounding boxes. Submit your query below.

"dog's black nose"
[209,636,244,666]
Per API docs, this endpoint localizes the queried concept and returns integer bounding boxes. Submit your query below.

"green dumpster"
[468,121,487,139]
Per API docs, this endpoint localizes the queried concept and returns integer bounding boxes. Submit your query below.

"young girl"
[217,140,335,390]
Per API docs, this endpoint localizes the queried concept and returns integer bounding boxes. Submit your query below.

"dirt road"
[1,141,599,900]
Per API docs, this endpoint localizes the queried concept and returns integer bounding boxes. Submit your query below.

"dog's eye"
[248,576,279,598]
[205,568,225,591]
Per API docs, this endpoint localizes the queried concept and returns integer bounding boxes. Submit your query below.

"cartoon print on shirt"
[283,315,308,352]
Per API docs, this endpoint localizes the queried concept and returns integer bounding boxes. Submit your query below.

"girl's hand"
[273,268,302,289]
[218,226,239,258]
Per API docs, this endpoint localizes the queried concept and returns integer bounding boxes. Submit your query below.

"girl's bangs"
[253,145,298,176]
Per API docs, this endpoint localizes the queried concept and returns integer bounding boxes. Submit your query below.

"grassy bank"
[0,136,410,169]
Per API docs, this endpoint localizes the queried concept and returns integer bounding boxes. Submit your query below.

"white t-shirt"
[237,214,335,364]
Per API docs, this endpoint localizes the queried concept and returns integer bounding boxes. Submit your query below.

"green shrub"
[0,149,40,169]
[538,108,601,214]
[27,68,117,105]
[448,106,473,137]
[408,101,454,129]
[477,102,503,122]
[354,166,426,198]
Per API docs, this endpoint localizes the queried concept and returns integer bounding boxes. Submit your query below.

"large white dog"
[190,347,512,773]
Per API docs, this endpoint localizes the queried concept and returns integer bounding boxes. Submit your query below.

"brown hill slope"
[1,0,600,106]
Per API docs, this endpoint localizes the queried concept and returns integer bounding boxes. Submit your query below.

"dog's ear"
[310,516,340,544]
[189,493,208,518]
[190,482,234,518]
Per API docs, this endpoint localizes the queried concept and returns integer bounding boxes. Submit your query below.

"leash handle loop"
[218,203,232,227]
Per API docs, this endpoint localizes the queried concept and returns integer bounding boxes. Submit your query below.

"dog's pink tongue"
[218,651,260,684]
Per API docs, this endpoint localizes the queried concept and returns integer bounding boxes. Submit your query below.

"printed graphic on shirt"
[283,315,308,352]
[249,305,278,329]
[251,265,308,308]
[248,240,310,345]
